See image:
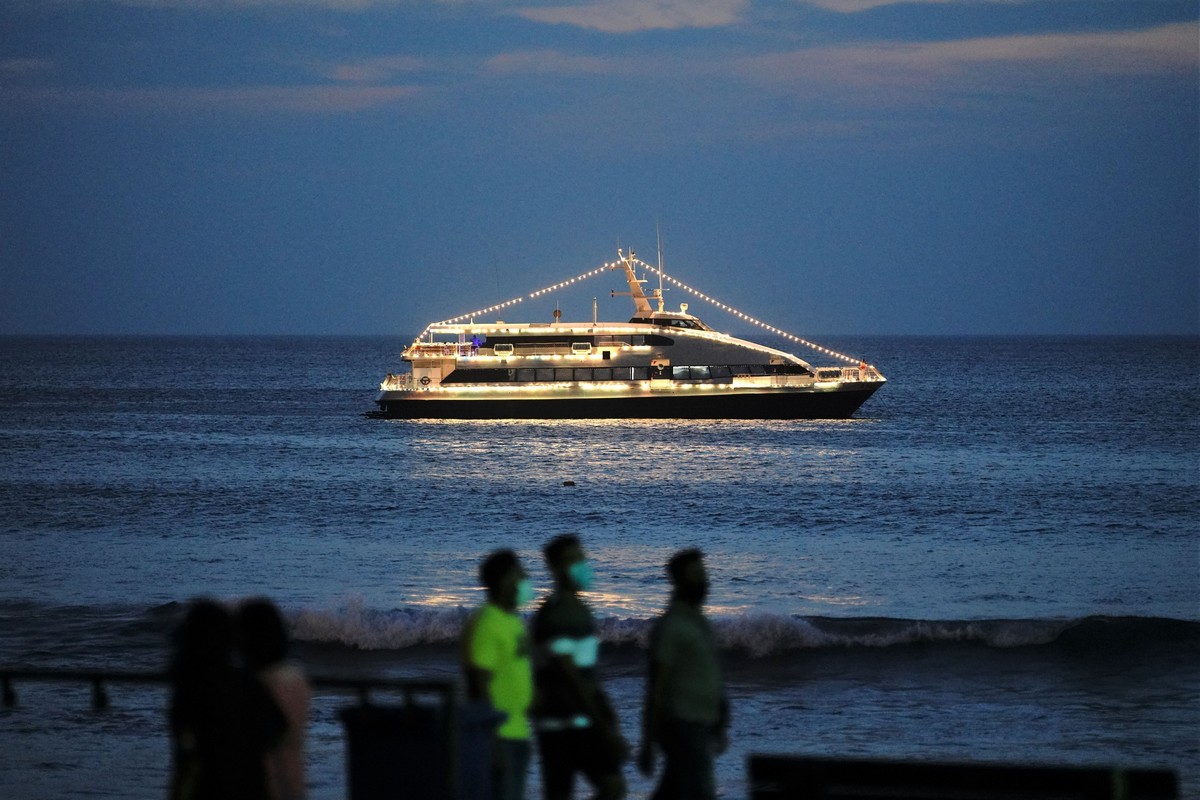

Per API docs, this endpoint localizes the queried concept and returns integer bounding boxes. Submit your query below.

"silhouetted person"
[237,598,312,800]
[532,534,627,800]
[462,549,535,800]
[638,549,729,800]
[168,598,286,800]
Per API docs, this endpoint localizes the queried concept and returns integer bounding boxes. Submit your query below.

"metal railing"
[1,667,455,711]
[406,343,478,358]
[381,373,415,390]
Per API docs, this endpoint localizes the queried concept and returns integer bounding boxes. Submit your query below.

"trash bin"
[340,701,502,800]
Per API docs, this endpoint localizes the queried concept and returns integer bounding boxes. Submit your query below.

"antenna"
[655,222,666,313]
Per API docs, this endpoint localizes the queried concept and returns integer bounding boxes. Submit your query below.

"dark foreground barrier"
[3,669,499,800]
[748,754,1178,800]
[340,699,500,800]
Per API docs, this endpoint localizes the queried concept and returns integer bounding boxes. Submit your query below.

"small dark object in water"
[562,480,576,487]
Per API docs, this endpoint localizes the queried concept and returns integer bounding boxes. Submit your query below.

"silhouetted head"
[480,548,526,610]
[544,533,581,568]
[236,597,289,671]
[544,534,589,591]
[171,598,234,675]
[667,548,709,607]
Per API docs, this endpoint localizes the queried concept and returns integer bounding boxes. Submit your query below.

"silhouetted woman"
[237,598,312,800]
[168,599,285,800]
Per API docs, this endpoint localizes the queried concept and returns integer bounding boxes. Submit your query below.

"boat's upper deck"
[403,319,811,368]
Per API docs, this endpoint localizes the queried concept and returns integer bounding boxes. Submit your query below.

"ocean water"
[0,334,1197,799]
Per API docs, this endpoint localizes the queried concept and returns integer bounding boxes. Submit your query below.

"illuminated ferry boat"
[375,250,885,419]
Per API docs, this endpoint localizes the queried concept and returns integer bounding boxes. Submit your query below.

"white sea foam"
[291,596,470,649]
[287,600,1087,656]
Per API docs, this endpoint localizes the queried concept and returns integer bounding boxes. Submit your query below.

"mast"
[610,248,653,314]
[655,223,666,313]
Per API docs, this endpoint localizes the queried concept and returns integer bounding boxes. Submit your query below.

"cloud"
[1,83,420,114]
[479,19,1197,86]
[308,55,428,83]
[908,21,1197,74]
[484,49,628,76]
[737,21,1199,93]
[512,0,747,33]
[802,0,974,11]
[94,0,395,8]
[0,58,57,79]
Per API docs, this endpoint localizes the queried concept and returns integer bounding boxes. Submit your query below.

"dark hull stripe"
[374,386,881,420]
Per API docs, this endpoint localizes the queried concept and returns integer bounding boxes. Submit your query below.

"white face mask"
[515,577,535,608]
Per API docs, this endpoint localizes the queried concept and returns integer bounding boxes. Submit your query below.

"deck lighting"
[406,257,870,368]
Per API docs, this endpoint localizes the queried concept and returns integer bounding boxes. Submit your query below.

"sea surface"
[0,334,1197,799]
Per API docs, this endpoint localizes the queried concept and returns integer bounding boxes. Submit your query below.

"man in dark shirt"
[638,549,729,800]
[532,534,627,800]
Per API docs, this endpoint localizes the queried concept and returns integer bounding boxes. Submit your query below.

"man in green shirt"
[464,549,535,800]
[532,534,627,800]
[638,548,729,800]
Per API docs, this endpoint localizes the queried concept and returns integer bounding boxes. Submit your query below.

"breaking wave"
[288,599,1199,659]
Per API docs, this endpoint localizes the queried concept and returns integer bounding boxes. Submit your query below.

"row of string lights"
[411,258,862,366]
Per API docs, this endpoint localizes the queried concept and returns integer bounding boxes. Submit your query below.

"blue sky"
[2,0,1196,336]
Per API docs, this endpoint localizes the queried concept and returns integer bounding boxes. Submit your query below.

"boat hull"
[374,384,882,420]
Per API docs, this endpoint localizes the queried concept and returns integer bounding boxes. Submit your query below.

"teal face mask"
[568,559,595,592]
[515,577,535,608]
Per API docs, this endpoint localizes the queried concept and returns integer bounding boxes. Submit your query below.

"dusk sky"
[2,0,1197,337]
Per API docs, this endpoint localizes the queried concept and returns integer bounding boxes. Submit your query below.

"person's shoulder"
[478,601,514,619]
[266,662,310,690]
[535,592,593,633]
[533,590,571,621]
[470,603,504,635]
[654,601,699,637]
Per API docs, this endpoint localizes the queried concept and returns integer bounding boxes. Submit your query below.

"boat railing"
[850,365,885,383]
[405,342,479,358]
[381,373,414,390]
[732,373,813,388]
[813,366,885,384]
[730,367,884,388]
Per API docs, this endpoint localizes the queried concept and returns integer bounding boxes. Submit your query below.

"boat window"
[573,368,592,381]
[554,368,574,381]
[536,368,555,381]
[672,366,690,380]
[632,367,650,381]
[517,368,537,381]
[691,366,711,379]
[710,365,732,379]
[644,335,674,346]
[441,368,511,383]
[592,368,612,381]
[749,364,767,375]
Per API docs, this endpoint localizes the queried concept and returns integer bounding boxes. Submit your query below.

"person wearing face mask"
[531,534,627,800]
[463,549,536,800]
[638,548,729,800]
